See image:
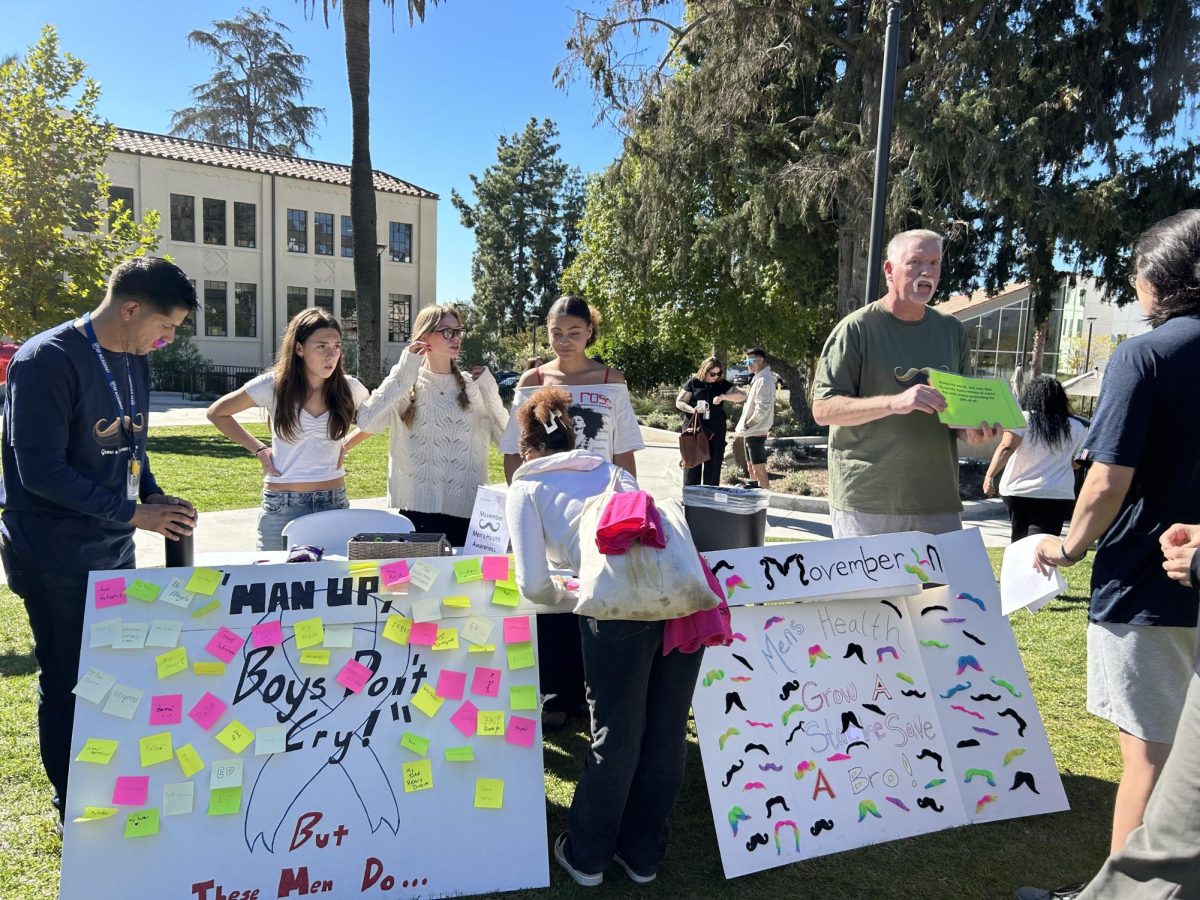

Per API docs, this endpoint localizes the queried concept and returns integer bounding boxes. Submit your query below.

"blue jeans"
[565,617,705,876]
[256,486,349,551]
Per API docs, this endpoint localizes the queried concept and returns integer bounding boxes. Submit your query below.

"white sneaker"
[554,832,603,887]
[614,852,657,884]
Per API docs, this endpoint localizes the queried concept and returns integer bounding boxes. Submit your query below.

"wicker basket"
[347,532,453,559]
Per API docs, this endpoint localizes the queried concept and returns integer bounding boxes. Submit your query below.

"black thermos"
[165,533,194,568]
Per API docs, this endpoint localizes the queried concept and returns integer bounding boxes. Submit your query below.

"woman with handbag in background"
[507,387,711,888]
[676,356,745,486]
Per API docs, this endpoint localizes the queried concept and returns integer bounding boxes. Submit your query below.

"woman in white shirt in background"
[356,304,507,546]
[207,308,372,550]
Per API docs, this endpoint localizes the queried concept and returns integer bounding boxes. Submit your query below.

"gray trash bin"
[683,486,770,552]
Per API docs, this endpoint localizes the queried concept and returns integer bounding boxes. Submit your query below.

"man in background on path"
[733,348,777,489]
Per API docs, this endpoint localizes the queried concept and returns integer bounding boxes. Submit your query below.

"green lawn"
[0,550,1117,899]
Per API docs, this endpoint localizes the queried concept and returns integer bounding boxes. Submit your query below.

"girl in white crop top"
[207,308,372,550]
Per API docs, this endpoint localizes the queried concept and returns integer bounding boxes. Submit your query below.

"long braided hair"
[400,304,471,428]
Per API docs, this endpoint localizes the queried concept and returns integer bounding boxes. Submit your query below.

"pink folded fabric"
[664,553,734,655]
[595,490,666,554]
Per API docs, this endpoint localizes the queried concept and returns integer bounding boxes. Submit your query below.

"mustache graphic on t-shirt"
[893,365,953,386]
[92,413,145,447]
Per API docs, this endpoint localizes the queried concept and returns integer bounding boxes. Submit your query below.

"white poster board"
[463,486,511,556]
[62,556,549,899]
[694,529,1068,878]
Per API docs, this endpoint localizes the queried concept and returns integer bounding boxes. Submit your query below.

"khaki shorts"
[1087,621,1198,744]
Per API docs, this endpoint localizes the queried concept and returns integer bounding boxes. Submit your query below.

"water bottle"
[165,532,194,568]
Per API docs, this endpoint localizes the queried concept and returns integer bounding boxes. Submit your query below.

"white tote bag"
[575,468,718,620]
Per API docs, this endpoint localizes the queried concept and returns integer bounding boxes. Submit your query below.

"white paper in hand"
[1001,534,1067,616]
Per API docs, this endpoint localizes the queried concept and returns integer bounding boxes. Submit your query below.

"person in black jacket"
[675,356,744,486]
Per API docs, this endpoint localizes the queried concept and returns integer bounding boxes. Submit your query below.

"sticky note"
[125,579,162,602]
[444,745,475,762]
[478,711,505,736]
[336,659,374,694]
[461,616,495,646]
[188,692,226,731]
[73,667,117,705]
[193,661,225,676]
[139,732,174,767]
[191,599,220,618]
[215,719,254,754]
[146,619,182,649]
[102,684,144,720]
[348,560,379,576]
[449,700,479,737]
[112,622,149,650]
[160,578,193,609]
[163,782,194,816]
[149,694,183,726]
[76,738,118,765]
[383,614,413,646]
[491,584,520,608]
[482,556,510,581]
[401,732,430,756]
[507,642,536,670]
[433,627,459,651]
[436,669,466,700]
[185,567,222,596]
[74,806,118,822]
[293,616,325,649]
[380,559,411,587]
[300,649,330,665]
[112,775,150,806]
[411,597,441,623]
[175,743,204,778]
[510,685,538,710]
[155,647,189,680]
[411,684,444,718]
[208,786,242,816]
[323,624,354,648]
[94,576,127,609]
[205,626,245,663]
[443,595,472,609]
[210,758,243,790]
[506,715,537,748]
[503,616,532,644]
[124,808,159,837]
[471,666,502,698]
[408,561,439,591]
[409,622,438,645]
[402,759,433,793]
[255,725,288,756]
[475,777,504,809]
[89,618,121,648]
[454,558,484,584]
[250,620,283,648]
[469,644,496,653]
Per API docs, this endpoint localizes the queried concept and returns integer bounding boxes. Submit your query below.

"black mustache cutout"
[841,711,863,733]
[810,818,834,836]
[902,688,927,698]
[785,722,805,745]
[722,760,744,788]
[732,653,754,671]
[916,748,944,771]
[711,560,734,575]
[917,797,945,812]
[962,630,986,646]
[779,680,801,701]
[746,832,769,851]
[971,693,1001,702]
[743,742,769,755]
[999,707,1028,737]
[1011,771,1039,794]
[846,740,869,753]
[880,599,903,618]
[863,702,886,717]
[956,739,980,749]
[921,605,948,616]
[765,795,791,818]
[844,642,866,664]
[725,692,747,714]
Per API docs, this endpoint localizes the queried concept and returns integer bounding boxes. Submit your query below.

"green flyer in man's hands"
[926,369,1025,430]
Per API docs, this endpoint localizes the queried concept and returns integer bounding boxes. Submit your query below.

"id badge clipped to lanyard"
[83,313,142,501]
[127,456,141,502]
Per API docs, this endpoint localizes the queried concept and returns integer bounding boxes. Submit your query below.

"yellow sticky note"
[507,642,536,670]
[139,732,174,767]
[444,745,475,762]
[186,568,222,596]
[474,777,504,809]
[433,627,460,651]
[401,732,430,756]
[478,711,505,736]
[208,786,242,816]
[348,561,379,576]
[194,661,226,676]
[299,649,330,666]
[176,742,205,778]
[74,806,118,822]
[491,584,520,608]
[76,738,119,765]
[124,808,160,837]
[443,595,472,609]
[155,646,189,680]
[453,558,484,584]
[191,599,220,618]
[469,644,496,654]
[125,579,162,602]
[510,685,538,710]
[382,614,413,646]
[214,720,254,754]
[402,759,433,793]
[293,617,325,649]
[411,684,444,718]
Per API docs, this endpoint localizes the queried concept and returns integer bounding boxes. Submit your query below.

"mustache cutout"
[743,742,769,755]
[957,739,981,749]
[999,707,1028,737]
[921,605,948,616]
[764,615,785,630]
[894,367,930,385]
[725,692,746,714]
[880,599,903,618]
[810,818,834,836]
[722,760,744,788]
[742,781,766,791]
[759,763,783,772]
[779,680,801,701]
[844,642,866,664]
[840,711,863,733]
[939,682,972,699]
[782,704,804,726]
[956,655,983,674]
[1011,771,1039,794]
[886,796,911,812]
[902,688,927,698]
[876,645,899,661]
[846,740,869,754]
[951,704,985,720]
[732,653,754,671]
[962,630,986,646]
[746,832,769,852]
[746,720,774,728]
[970,693,1001,702]
[991,676,1024,698]
[957,591,987,611]
[863,702,886,717]
[917,797,945,813]
[916,748,944,772]
[973,726,999,736]
[785,722,806,745]
[765,796,791,818]
[941,616,967,624]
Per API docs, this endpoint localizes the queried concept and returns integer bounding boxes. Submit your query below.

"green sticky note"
[453,558,484,584]
[74,806,118,822]
[402,758,433,793]
[185,568,223,596]
[139,732,174,767]
[474,777,504,809]
[124,808,160,837]
[510,685,538,710]
[208,786,242,816]
[76,737,119,765]
[491,584,520,608]
[125,579,162,602]
[293,617,325,649]
[191,599,220,619]
[444,745,475,762]
[506,642,535,671]
[926,369,1025,429]
[155,647,189,680]
[299,649,330,666]
[401,733,430,756]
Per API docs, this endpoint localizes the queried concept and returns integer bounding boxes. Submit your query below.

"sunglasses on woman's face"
[708,368,723,377]
[431,326,466,341]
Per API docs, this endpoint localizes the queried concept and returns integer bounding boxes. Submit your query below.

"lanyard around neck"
[82,312,139,452]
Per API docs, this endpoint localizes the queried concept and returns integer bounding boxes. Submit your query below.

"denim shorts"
[257,486,349,551]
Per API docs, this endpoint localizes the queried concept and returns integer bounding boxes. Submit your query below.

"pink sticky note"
[471,666,502,698]
[436,669,466,700]
[149,693,183,726]
[503,616,532,644]
[112,774,150,806]
[506,715,537,749]
[409,622,438,646]
[251,621,284,648]
[188,692,227,731]
[94,577,128,609]
[450,700,479,737]
[482,556,510,581]
[380,559,411,587]
[336,659,373,694]
[205,626,246,663]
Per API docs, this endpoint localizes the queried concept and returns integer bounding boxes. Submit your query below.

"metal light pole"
[864,0,903,305]
[1083,316,1098,372]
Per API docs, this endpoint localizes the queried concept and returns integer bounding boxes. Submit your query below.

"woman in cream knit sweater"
[357,305,507,545]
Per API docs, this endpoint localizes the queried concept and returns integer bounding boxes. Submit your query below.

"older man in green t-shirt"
[813,229,1000,538]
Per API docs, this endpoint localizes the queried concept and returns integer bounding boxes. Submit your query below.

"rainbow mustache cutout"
[857,799,882,821]
[807,644,830,667]
[728,806,751,835]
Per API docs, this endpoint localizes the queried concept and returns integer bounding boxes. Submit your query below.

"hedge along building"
[104,128,438,372]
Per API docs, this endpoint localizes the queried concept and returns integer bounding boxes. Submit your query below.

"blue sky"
[3,0,664,302]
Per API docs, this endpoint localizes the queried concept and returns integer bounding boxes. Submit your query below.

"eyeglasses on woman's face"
[430,326,466,341]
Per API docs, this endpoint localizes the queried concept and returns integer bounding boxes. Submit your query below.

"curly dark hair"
[1134,209,1200,327]
[517,387,576,457]
[1018,375,1072,450]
